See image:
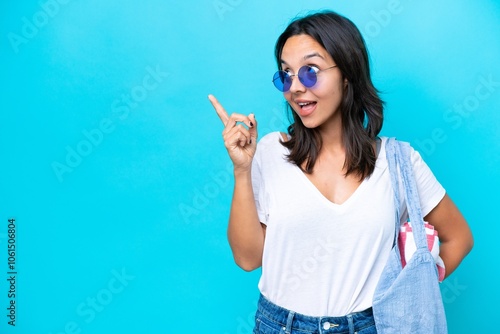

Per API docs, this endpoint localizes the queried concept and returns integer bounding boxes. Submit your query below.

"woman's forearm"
[439,233,473,279]
[227,169,265,271]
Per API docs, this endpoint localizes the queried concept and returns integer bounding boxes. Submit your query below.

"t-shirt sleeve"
[399,145,446,223]
[251,145,269,225]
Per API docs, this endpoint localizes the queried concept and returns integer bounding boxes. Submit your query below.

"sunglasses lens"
[299,66,317,87]
[273,71,291,92]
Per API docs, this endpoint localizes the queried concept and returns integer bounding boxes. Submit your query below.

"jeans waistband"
[257,294,375,333]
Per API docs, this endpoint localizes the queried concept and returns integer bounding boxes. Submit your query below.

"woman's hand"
[208,94,258,172]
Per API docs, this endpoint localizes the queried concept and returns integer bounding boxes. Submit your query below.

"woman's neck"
[317,119,344,155]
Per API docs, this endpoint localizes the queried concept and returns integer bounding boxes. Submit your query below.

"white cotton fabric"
[251,132,445,317]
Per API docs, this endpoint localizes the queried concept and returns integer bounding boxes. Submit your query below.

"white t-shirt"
[251,132,445,317]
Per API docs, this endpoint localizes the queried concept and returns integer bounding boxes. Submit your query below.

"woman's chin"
[299,119,320,129]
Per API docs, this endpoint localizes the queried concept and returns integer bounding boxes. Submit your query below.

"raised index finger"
[208,94,229,125]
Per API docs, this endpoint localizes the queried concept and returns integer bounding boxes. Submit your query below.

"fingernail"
[250,121,254,127]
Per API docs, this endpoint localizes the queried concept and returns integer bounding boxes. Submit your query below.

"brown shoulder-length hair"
[276,11,384,179]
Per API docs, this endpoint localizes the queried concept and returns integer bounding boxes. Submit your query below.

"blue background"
[1,0,499,333]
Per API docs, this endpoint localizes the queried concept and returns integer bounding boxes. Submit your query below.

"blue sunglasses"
[272,65,337,92]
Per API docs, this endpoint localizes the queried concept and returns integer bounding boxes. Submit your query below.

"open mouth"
[297,101,316,108]
[296,101,317,115]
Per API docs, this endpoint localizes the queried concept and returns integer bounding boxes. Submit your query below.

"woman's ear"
[344,78,348,89]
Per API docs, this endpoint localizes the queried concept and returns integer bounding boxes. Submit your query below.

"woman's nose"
[288,74,306,93]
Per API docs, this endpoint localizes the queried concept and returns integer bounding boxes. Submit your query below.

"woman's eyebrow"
[281,52,325,65]
[303,52,324,60]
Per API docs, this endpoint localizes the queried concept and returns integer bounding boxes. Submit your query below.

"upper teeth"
[298,102,313,106]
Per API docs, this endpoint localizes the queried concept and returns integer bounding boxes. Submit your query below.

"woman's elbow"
[234,256,262,272]
[464,229,474,255]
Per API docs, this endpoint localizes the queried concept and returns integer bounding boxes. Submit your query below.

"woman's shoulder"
[379,136,415,149]
[254,132,289,162]
[381,136,428,166]
[257,131,288,146]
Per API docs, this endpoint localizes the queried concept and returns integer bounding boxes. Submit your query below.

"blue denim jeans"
[254,294,377,334]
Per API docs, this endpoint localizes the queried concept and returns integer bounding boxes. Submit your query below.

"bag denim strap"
[385,138,428,250]
[394,140,428,250]
[385,138,401,245]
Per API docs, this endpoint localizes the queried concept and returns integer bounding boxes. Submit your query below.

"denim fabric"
[254,294,377,334]
[372,138,447,334]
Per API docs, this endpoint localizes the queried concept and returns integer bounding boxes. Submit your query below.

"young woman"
[209,10,473,334]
